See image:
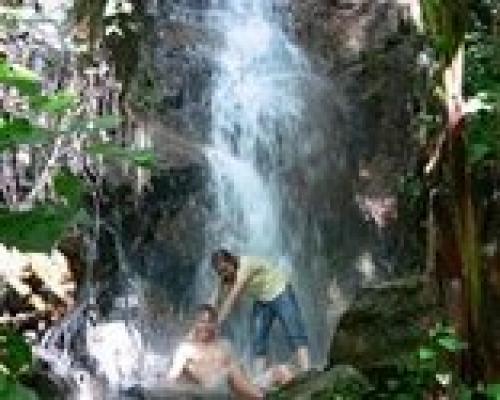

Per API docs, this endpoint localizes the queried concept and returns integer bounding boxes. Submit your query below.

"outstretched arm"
[217,273,249,324]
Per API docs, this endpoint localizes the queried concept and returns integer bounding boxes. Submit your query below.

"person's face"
[193,311,217,343]
[215,261,236,284]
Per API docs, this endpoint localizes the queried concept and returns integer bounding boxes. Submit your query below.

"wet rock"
[268,365,371,400]
[19,369,70,400]
[328,276,441,369]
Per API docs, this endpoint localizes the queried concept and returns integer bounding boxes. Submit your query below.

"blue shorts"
[252,285,308,357]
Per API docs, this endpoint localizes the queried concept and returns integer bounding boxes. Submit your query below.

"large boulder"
[328,276,441,369]
[268,366,371,400]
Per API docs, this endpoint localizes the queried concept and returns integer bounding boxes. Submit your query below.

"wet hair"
[195,304,218,322]
[211,249,238,270]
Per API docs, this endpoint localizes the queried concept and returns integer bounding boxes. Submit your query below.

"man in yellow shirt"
[211,249,310,373]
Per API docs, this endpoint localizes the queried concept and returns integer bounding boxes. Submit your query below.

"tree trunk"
[442,45,485,383]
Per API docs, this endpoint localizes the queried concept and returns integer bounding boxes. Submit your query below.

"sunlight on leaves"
[418,347,436,361]
[0,60,41,97]
[486,384,500,400]
[0,117,47,151]
[30,91,78,114]
[0,170,84,252]
[88,142,156,168]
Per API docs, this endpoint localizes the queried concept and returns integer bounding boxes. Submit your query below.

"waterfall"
[198,0,335,367]
[205,0,309,261]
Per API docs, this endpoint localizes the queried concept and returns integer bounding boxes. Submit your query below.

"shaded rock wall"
[80,0,428,344]
[328,277,441,368]
[286,0,425,278]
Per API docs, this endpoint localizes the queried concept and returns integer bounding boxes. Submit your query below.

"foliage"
[0,52,124,252]
[74,114,122,132]
[53,167,84,209]
[467,109,500,164]
[269,367,372,400]
[464,3,500,165]
[0,327,38,400]
[30,91,78,114]
[0,326,32,378]
[0,169,84,252]
[88,142,156,168]
[421,0,470,65]
[0,117,47,151]
[486,384,500,400]
[363,323,467,399]
[0,58,42,97]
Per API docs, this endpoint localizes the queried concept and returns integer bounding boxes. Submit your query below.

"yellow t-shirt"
[237,256,288,302]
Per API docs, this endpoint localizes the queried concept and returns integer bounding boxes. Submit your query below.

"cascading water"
[198,0,337,368]
[24,0,349,396]
[206,4,307,256]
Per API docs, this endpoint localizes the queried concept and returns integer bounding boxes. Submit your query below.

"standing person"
[211,249,310,373]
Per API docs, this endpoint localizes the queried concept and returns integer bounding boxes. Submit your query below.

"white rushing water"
[31,0,342,396]
[199,0,336,367]
[205,0,308,257]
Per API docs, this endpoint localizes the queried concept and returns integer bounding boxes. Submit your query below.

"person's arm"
[217,269,252,324]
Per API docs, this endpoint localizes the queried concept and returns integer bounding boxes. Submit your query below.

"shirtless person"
[168,304,263,399]
[168,305,293,399]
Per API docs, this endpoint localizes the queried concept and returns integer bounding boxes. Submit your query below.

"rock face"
[96,0,426,290]
[268,366,371,400]
[269,278,441,399]
[328,277,441,369]
[70,0,428,366]
[285,0,425,277]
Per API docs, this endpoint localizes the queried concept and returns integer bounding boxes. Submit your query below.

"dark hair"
[211,249,238,270]
[195,304,218,322]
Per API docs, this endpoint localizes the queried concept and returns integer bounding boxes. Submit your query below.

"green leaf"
[30,91,77,114]
[436,336,467,352]
[0,376,38,400]
[418,347,437,361]
[0,170,86,252]
[0,117,47,150]
[82,115,122,131]
[468,142,491,164]
[88,142,156,168]
[0,328,32,378]
[0,60,41,97]
[421,0,470,64]
[0,205,77,252]
[132,151,156,168]
[53,168,84,209]
[458,386,473,400]
[486,384,500,400]
[429,322,443,338]
[62,115,122,134]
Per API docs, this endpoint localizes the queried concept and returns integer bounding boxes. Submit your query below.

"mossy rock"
[268,366,371,400]
[19,371,68,400]
[328,276,442,369]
